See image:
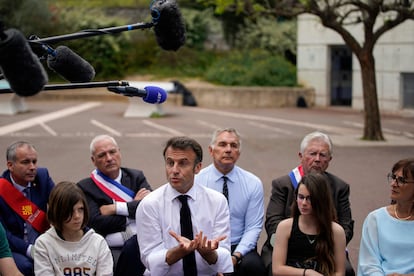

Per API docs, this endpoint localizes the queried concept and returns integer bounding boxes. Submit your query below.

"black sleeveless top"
[286,216,318,270]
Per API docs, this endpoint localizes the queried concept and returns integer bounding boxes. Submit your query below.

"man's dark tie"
[222,176,229,203]
[178,195,197,276]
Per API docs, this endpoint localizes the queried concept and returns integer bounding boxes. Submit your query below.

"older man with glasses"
[261,131,355,276]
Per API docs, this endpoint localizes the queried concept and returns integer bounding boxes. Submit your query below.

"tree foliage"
[0,0,54,36]
[205,49,296,86]
[197,0,414,141]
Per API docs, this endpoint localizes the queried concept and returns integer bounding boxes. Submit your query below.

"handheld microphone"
[108,86,167,104]
[47,45,95,83]
[150,0,186,51]
[0,28,48,97]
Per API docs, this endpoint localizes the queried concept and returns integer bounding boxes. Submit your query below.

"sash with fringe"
[90,169,134,202]
[288,165,304,189]
[0,178,49,233]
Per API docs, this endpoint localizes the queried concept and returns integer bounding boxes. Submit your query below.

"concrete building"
[297,14,414,114]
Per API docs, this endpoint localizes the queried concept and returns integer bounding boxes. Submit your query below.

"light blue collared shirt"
[195,164,264,256]
[358,207,414,276]
[9,175,31,193]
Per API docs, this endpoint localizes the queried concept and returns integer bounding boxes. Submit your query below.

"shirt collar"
[10,175,31,192]
[168,183,198,202]
[115,169,122,183]
[211,164,235,183]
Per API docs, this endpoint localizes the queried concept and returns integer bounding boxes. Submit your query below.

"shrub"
[204,49,297,86]
[47,7,133,80]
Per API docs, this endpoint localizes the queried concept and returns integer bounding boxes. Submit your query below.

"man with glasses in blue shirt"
[261,131,355,276]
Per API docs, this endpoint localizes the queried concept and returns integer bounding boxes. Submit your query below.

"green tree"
[197,0,414,141]
[0,0,54,36]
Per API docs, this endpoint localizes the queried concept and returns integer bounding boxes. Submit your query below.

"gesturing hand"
[195,231,227,265]
[169,230,199,253]
[167,230,227,265]
[196,231,226,252]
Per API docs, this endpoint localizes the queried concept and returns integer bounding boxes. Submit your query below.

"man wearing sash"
[0,141,55,276]
[77,134,152,276]
[261,131,355,276]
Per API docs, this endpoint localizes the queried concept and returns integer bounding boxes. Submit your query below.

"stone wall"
[186,85,315,108]
[25,84,315,109]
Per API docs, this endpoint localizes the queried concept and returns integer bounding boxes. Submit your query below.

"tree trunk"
[358,51,385,141]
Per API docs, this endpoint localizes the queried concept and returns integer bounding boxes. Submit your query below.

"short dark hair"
[47,181,89,232]
[163,136,203,165]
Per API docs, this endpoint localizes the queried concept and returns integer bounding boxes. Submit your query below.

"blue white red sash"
[288,165,304,189]
[90,169,134,202]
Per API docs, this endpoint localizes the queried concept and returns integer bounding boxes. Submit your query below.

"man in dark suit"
[0,141,55,276]
[261,131,355,276]
[77,134,152,276]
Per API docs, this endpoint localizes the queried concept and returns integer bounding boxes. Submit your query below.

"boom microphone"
[47,45,95,83]
[150,0,186,51]
[108,86,167,104]
[0,28,48,97]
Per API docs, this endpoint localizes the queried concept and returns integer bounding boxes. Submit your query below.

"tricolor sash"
[90,169,134,202]
[0,178,49,233]
[288,165,304,189]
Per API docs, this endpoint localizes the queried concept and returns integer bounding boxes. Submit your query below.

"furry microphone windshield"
[0,28,48,97]
[151,0,186,51]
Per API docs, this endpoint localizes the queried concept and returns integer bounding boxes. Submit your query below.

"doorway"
[401,73,414,109]
[330,45,352,106]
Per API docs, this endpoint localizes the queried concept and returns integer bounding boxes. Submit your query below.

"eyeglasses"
[297,194,311,203]
[387,173,414,186]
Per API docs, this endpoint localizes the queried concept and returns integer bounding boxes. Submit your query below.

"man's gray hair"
[6,141,36,162]
[209,127,242,150]
[90,134,119,155]
[300,131,333,155]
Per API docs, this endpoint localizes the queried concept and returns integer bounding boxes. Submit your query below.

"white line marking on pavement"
[403,131,414,138]
[125,133,172,138]
[142,120,185,136]
[343,121,363,128]
[190,107,357,135]
[344,121,414,138]
[196,120,221,130]
[248,121,293,135]
[90,119,122,137]
[0,102,102,136]
[39,122,57,136]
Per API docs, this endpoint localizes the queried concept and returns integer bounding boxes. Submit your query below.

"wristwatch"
[232,254,242,265]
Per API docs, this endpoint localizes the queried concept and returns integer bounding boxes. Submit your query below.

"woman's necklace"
[306,234,316,244]
[394,204,412,220]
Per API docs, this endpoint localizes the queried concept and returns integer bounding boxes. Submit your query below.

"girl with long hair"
[272,173,346,276]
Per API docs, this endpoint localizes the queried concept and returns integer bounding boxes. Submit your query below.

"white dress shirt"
[104,170,136,247]
[136,182,233,275]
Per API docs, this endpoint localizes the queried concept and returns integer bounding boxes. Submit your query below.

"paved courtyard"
[1,97,413,269]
